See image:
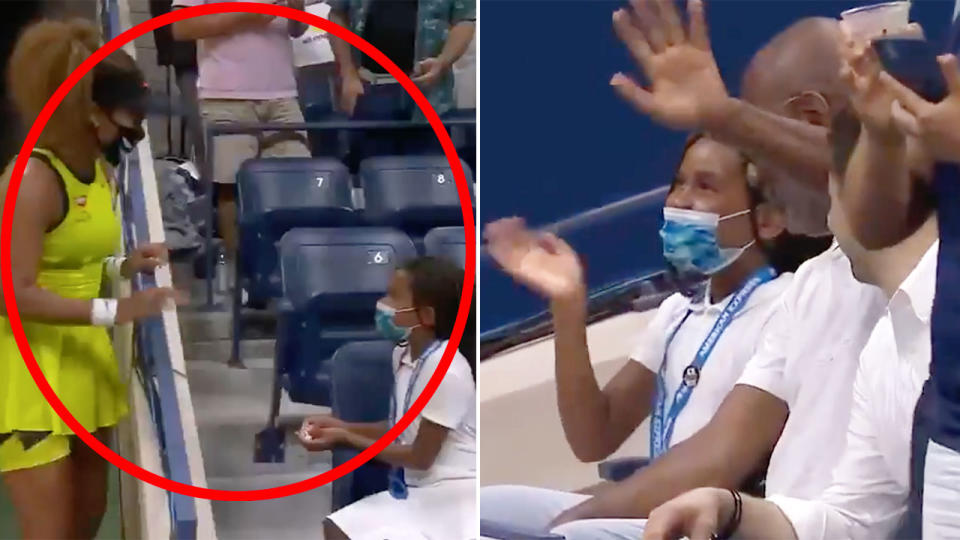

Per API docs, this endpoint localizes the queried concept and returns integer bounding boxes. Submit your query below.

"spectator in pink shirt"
[172,0,310,269]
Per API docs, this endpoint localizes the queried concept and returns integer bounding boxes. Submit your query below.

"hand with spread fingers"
[837,29,903,144]
[878,53,960,164]
[610,0,728,131]
[484,218,585,304]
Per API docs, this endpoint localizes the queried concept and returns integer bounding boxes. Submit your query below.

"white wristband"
[104,256,127,281]
[91,298,119,327]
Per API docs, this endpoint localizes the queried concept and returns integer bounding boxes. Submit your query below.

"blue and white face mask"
[374,301,417,343]
[659,207,756,276]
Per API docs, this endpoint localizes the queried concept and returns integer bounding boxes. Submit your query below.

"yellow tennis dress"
[0,148,128,472]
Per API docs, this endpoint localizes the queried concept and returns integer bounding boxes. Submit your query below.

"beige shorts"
[201,98,311,185]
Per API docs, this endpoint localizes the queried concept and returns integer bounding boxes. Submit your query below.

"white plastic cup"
[840,1,912,41]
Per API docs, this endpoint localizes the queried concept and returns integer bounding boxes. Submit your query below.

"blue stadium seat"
[329,340,395,510]
[359,155,474,241]
[274,227,417,406]
[424,226,466,268]
[597,457,650,482]
[236,157,355,304]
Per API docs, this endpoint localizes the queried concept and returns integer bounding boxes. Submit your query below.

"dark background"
[0,0,100,165]
[479,0,958,333]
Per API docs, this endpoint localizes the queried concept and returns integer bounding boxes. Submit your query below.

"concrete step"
[207,470,333,540]
[178,308,277,344]
[187,360,329,424]
[197,422,331,479]
[187,359,332,478]
[183,338,276,364]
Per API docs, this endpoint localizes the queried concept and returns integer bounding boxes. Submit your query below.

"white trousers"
[479,485,647,540]
[924,439,960,539]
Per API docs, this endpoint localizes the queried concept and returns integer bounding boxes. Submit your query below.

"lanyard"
[390,340,443,429]
[649,266,776,459]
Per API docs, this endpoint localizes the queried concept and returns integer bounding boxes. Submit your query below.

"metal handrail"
[120,153,197,539]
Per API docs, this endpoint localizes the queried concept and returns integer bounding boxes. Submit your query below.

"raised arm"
[284,0,308,38]
[485,218,658,462]
[550,384,787,525]
[882,54,960,166]
[610,0,832,196]
[830,31,935,249]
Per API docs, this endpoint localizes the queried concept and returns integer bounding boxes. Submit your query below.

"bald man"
[612,3,846,237]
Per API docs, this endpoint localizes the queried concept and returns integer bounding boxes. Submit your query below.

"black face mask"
[102,125,144,167]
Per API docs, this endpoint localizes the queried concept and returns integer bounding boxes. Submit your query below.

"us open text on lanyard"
[388,340,443,499]
[649,266,776,460]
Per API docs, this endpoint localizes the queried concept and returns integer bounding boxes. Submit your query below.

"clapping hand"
[484,218,586,304]
[610,0,729,131]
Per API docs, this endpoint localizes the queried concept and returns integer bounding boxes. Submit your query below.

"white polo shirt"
[736,243,888,499]
[768,241,937,540]
[393,340,476,487]
[631,271,792,450]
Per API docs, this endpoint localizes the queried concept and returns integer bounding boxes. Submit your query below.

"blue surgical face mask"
[375,301,417,343]
[659,207,756,276]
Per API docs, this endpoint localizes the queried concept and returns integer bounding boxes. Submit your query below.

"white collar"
[890,240,939,324]
[689,270,782,314]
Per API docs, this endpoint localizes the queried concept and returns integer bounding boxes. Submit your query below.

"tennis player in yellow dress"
[0,20,182,539]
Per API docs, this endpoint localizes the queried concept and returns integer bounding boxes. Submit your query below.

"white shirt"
[769,241,938,540]
[737,243,888,498]
[393,340,476,487]
[631,271,792,450]
[291,2,335,68]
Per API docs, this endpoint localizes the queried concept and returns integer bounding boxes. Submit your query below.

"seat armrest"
[597,456,651,482]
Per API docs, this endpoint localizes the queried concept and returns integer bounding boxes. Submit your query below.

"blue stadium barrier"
[329,340,395,510]
[102,0,196,537]
[424,226,467,268]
